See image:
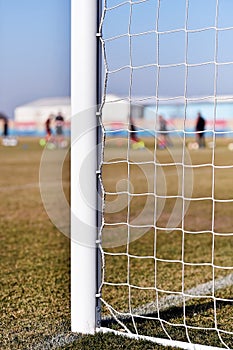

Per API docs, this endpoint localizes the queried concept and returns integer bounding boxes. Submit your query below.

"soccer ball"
[188,142,199,150]
[208,141,215,149]
[39,138,46,147]
[60,140,68,148]
[132,140,145,150]
[46,142,56,150]
[2,137,18,147]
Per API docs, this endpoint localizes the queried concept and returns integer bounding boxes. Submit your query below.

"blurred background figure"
[0,112,18,146]
[130,116,145,149]
[158,114,172,149]
[45,114,54,142]
[55,111,65,146]
[0,113,9,137]
[195,112,206,148]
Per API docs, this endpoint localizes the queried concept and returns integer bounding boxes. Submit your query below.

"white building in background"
[14,97,71,135]
[101,94,144,133]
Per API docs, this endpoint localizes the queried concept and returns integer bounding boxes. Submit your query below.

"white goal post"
[71,0,233,349]
[71,0,99,334]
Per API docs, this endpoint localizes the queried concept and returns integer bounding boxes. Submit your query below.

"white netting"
[98,1,233,348]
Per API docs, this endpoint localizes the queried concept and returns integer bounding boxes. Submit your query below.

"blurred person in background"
[195,112,206,148]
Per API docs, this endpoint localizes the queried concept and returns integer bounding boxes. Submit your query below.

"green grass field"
[0,137,232,349]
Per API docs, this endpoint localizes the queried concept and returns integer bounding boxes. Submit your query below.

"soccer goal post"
[71,0,101,334]
[71,0,233,349]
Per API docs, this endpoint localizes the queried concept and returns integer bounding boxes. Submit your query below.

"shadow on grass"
[102,299,233,349]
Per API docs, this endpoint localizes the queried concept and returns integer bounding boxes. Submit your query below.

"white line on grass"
[101,273,233,321]
[34,273,233,349]
[131,273,233,316]
[0,181,69,192]
[0,182,39,192]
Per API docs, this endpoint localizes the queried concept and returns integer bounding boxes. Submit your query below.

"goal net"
[97,0,233,348]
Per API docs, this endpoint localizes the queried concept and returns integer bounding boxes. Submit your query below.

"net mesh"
[98,0,233,348]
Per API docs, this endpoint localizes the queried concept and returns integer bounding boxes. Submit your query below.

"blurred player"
[0,113,8,137]
[55,112,65,147]
[158,115,172,149]
[0,113,18,146]
[130,116,144,149]
[45,114,53,142]
[195,112,206,148]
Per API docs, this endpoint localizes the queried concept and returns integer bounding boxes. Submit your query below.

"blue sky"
[103,0,233,99]
[1,0,233,118]
[0,0,70,118]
